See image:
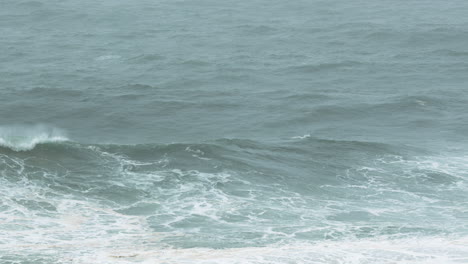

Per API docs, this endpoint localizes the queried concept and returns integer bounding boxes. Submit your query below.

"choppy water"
[1,0,468,263]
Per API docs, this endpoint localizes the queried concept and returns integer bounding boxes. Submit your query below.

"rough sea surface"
[1,0,468,263]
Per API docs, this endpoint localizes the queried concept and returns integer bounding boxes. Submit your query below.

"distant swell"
[0,125,68,151]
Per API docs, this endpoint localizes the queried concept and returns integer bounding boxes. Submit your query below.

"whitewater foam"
[1,138,467,263]
[0,125,68,151]
[58,236,468,264]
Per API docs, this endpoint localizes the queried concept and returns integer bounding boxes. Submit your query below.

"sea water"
[1,0,468,263]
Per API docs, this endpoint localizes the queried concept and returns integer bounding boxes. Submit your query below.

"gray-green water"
[1,0,468,263]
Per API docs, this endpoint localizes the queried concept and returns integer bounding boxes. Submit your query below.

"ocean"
[1,0,468,263]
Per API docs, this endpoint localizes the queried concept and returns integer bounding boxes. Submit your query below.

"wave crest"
[0,125,68,151]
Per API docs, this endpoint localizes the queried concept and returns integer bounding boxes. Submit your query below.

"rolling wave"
[1,128,467,263]
[0,132,398,157]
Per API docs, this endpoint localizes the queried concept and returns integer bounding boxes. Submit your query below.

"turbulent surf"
[1,132,467,263]
[1,0,468,263]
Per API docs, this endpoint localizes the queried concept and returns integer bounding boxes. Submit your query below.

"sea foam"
[0,125,68,151]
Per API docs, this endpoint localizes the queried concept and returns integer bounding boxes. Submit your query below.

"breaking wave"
[0,125,68,151]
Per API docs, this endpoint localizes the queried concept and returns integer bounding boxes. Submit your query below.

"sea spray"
[0,124,68,151]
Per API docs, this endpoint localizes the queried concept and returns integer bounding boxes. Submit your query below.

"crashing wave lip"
[0,136,69,151]
[0,125,69,151]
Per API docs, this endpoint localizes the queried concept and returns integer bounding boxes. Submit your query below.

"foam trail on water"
[0,124,68,151]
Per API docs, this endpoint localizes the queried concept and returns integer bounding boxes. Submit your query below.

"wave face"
[0,125,68,151]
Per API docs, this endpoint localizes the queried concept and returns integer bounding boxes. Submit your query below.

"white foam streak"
[291,134,311,139]
[0,124,68,151]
